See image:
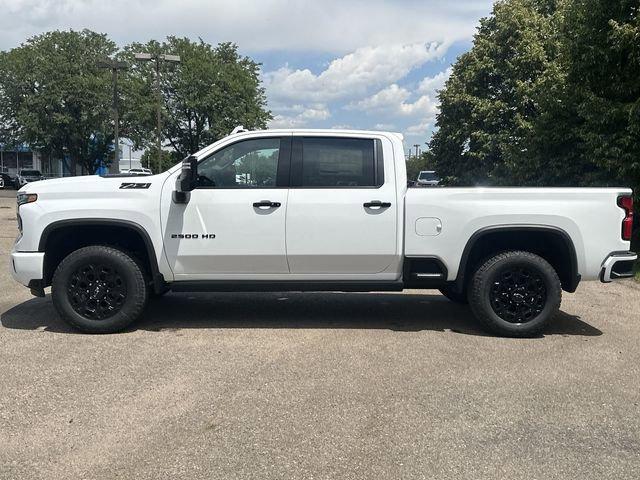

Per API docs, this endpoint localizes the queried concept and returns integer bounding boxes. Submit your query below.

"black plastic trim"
[456,225,580,293]
[403,256,449,288]
[28,279,45,297]
[169,280,404,293]
[38,218,165,294]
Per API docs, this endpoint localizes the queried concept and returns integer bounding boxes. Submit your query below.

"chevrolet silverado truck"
[10,128,637,336]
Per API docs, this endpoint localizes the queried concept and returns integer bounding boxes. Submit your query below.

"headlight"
[17,192,38,207]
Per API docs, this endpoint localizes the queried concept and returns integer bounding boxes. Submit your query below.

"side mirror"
[174,155,197,203]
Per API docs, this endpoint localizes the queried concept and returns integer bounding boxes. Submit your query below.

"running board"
[169,280,404,293]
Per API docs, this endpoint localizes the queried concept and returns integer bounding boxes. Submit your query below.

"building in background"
[1,139,145,178]
[118,139,144,172]
[0,145,42,177]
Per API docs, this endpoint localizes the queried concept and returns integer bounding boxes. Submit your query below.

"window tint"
[197,138,280,188]
[301,137,375,187]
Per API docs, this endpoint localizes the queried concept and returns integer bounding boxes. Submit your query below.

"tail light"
[617,195,633,241]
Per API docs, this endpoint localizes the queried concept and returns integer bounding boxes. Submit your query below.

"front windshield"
[419,172,439,181]
[21,170,41,176]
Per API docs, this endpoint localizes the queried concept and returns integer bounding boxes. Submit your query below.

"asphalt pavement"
[1,194,639,479]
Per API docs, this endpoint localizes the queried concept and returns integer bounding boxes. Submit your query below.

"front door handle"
[363,200,391,209]
[253,200,281,209]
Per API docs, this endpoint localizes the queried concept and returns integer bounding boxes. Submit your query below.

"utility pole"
[133,52,180,174]
[98,58,128,174]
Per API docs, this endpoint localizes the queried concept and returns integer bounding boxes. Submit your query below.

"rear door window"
[291,137,383,188]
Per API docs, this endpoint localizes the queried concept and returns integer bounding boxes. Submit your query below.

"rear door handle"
[253,200,281,208]
[363,200,391,208]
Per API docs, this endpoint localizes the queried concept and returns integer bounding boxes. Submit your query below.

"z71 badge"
[171,233,216,239]
[120,182,151,189]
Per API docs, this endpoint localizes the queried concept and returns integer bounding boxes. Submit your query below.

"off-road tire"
[52,245,148,333]
[468,251,561,337]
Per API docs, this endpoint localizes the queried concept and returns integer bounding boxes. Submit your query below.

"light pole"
[98,58,128,174]
[133,52,180,174]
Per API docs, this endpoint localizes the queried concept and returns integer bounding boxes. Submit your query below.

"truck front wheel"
[468,251,561,337]
[52,245,148,333]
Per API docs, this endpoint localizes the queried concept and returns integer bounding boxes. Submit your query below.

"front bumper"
[600,251,637,282]
[10,250,45,288]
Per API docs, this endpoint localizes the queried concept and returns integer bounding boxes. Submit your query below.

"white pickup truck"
[11,129,636,336]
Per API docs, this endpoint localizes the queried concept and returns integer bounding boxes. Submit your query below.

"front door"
[163,136,291,279]
[285,136,399,276]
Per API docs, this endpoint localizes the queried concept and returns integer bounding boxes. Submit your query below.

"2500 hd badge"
[170,233,216,239]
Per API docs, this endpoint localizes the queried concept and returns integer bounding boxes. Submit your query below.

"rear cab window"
[291,136,384,188]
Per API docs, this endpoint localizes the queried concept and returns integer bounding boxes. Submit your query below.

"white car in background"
[16,169,44,188]
[417,170,440,186]
[120,167,152,176]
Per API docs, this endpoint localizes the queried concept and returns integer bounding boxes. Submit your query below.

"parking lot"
[1,191,639,479]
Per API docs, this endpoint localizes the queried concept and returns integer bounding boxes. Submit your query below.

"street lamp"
[97,58,128,174]
[133,52,180,174]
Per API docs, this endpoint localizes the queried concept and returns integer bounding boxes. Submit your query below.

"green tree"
[405,150,435,182]
[140,147,178,173]
[121,38,271,165]
[430,0,640,196]
[0,29,116,173]
[560,0,640,191]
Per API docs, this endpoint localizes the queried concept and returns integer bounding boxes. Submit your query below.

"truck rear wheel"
[468,251,561,337]
[52,246,148,333]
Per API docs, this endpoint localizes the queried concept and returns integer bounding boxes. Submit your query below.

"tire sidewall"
[52,247,147,333]
[471,253,561,336]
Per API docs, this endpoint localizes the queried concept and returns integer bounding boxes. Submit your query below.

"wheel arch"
[38,218,165,293]
[456,225,580,293]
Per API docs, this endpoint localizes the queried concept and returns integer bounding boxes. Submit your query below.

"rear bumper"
[600,251,637,283]
[10,250,45,287]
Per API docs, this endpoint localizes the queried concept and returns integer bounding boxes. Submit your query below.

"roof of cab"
[229,127,404,142]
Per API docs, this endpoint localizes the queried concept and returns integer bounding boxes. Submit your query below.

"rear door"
[285,135,398,276]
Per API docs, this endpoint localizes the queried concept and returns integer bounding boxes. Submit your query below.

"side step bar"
[170,280,405,293]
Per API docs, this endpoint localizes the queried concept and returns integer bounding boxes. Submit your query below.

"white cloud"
[407,122,433,135]
[349,84,411,112]
[268,104,331,128]
[0,0,493,52]
[264,42,449,104]
[418,67,453,94]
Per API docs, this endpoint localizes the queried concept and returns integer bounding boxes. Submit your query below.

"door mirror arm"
[174,155,198,204]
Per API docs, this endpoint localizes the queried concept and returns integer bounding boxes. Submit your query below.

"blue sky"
[0,0,495,150]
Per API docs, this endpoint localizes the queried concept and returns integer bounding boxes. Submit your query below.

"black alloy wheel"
[67,262,127,320]
[489,266,547,324]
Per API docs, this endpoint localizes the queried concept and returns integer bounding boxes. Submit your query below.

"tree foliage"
[430,0,640,195]
[0,30,116,173]
[120,38,271,160]
[0,31,271,174]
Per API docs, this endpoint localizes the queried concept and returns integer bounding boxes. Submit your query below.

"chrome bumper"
[600,251,637,283]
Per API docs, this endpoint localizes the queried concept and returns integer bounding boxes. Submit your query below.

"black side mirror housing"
[178,155,197,192]
[174,155,197,204]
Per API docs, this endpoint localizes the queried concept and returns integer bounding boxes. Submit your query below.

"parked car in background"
[0,173,16,189]
[120,168,152,176]
[417,170,440,186]
[16,169,43,188]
